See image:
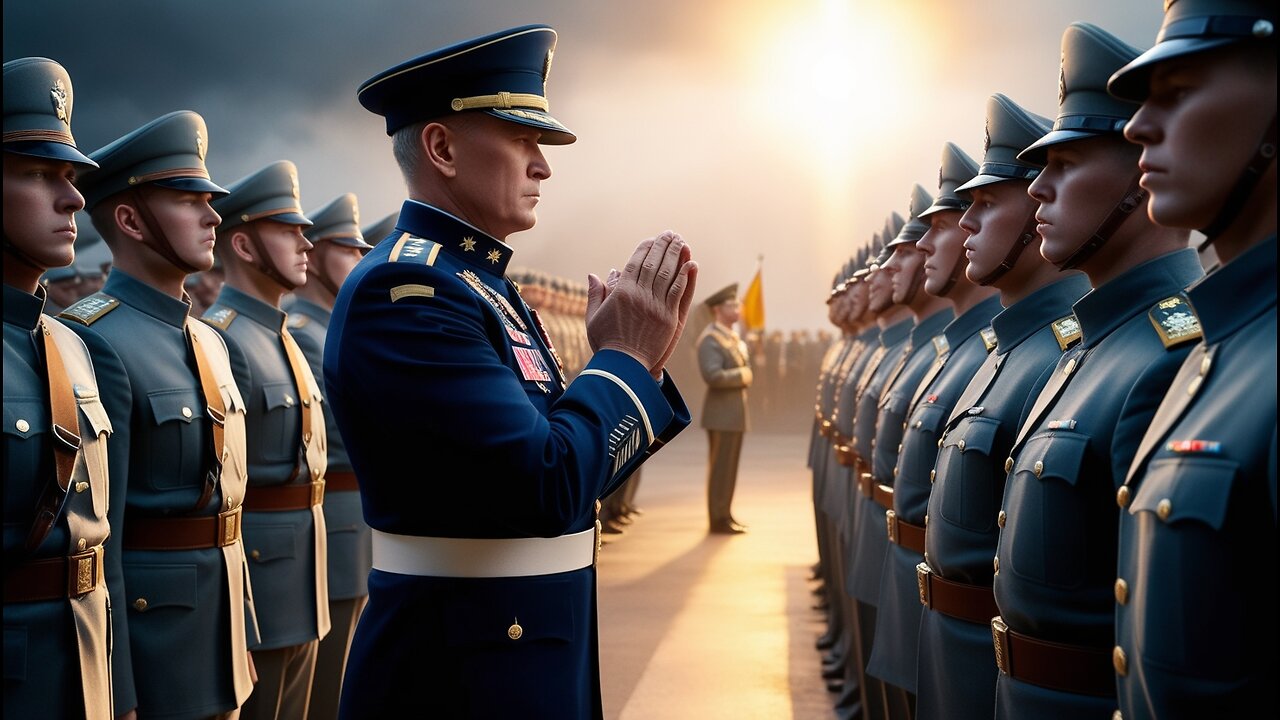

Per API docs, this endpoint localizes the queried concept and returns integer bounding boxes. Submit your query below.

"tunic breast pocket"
[936,416,1002,532]
[2,397,47,509]
[259,382,300,463]
[1128,457,1243,675]
[1005,431,1089,588]
[144,388,205,491]
[897,403,948,495]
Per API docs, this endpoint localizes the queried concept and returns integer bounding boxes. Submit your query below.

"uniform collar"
[289,296,332,323]
[103,269,190,328]
[1187,234,1277,345]
[397,199,516,277]
[880,316,914,347]
[990,274,1092,353]
[910,307,954,347]
[4,283,46,331]
[858,325,881,342]
[213,284,286,331]
[1072,247,1204,348]
[942,294,1003,349]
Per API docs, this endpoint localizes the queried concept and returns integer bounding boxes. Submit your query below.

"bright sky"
[4,1,1162,331]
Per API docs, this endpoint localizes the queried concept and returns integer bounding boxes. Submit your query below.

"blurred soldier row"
[3,58,390,720]
[805,3,1275,720]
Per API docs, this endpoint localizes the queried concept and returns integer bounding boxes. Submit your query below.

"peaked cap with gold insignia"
[78,110,227,211]
[306,193,374,250]
[955,94,1053,196]
[3,56,97,167]
[212,159,312,231]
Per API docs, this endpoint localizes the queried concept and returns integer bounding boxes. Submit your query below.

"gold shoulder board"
[1148,295,1203,349]
[202,306,238,330]
[58,293,119,326]
[1051,315,1082,351]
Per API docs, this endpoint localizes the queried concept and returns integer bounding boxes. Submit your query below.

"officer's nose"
[1123,104,1160,148]
[958,208,979,237]
[1027,172,1052,204]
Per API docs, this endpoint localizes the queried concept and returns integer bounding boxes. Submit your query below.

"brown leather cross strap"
[325,471,359,493]
[885,510,925,553]
[916,562,998,625]
[26,317,83,553]
[990,616,1115,697]
[123,507,241,550]
[5,544,102,603]
[279,324,315,483]
[186,319,226,512]
[243,481,325,512]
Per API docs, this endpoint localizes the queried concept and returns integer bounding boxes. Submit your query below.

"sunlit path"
[598,432,836,720]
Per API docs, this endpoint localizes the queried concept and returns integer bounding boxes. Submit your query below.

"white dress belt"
[371,527,597,578]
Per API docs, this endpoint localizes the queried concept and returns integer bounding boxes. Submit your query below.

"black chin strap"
[937,248,967,297]
[901,263,925,305]
[973,212,1040,286]
[2,236,47,271]
[129,187,202,274]
[1055,173,1147,271]
[245,225,301,291]
[1200,114,1278,245]
[305,252,341,297]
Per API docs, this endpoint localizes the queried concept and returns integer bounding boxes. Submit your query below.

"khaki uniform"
[697,322,753,525]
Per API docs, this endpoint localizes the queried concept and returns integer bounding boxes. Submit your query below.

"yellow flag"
[741,257,765,332]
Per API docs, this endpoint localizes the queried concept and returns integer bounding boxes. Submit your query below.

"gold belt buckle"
[885,510,898,543]
[916,562,932,607]
[218,506,242,547]
[70,545,102,596]
[311,479,326,506]
[991,616,1012,675]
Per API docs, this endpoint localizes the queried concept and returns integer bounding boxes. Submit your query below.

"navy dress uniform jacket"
[288,298,371,602]
[994,249,1204,718]
[916,275,1090,720]
[1116,236,1277,719]
[325,200,690,719]
[4,285,122,720]
[60,271,258,717]
[868,295,1001,692]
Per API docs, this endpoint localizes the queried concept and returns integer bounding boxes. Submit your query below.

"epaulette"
[1148,294,1202,349]
[388,233,440,266]
[286,313,310,329]
[1051,315,1082,351]
[58,293,120,326]
[980,326,998,352]
[202,306,238,330]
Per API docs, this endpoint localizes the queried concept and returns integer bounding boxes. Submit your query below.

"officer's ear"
[109,198,146,244]
[227,228,258,264]
[422,121,458,179]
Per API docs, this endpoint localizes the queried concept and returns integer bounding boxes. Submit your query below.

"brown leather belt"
[916,563,998,625]
[873,483,894,509]
[885,511,925,553]
[326,471,359,493]
[4,545,103,603]
[820,420,833,438]
[123,507,242,550]
[835,444,856,467]
[990,616,1115,697]
[243,480,325,512]
[858,471,875,498]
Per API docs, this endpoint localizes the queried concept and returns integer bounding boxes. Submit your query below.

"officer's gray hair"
[392,121,428,186]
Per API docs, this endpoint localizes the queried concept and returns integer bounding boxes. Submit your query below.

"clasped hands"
[585,231,699,381]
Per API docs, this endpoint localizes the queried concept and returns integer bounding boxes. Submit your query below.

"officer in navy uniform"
[3,55,122,720]
[868,143,1002,720]
[59,109,258,720]
[915,93,1091,720]
[854,186,954,720]
[291,192,374,720]
[990,22,1204,717]
[327,25,696,719]
[1108,1,1277,716]
[205,160,331,720]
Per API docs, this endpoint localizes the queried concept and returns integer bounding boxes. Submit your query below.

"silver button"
[16,419,30,433]
[181,406,193,418]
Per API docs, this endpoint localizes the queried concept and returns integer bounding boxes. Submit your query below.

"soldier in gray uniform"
[3,55,121,720]
[990,23,1204,717]
[697,283,752,534]
[205,160,330,720]
[1108,1,1276,715]
[868,142,1002,720]
[292,192,374,720]
[60,109,258,719]
[856,186,955,719]
[360,212,397,247]
[915,93,1090,720]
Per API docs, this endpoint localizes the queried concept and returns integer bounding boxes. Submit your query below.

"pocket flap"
[909,402,948,436]
[147,388,202,425]
[245,523,298,563]
[2,397,46,438]
[261,381,299,412]
[1016,431,1089,485]
[443,579,577,648]
[1130,457,1236,530]
[944,416,1000,456]
[124,562,198,611]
